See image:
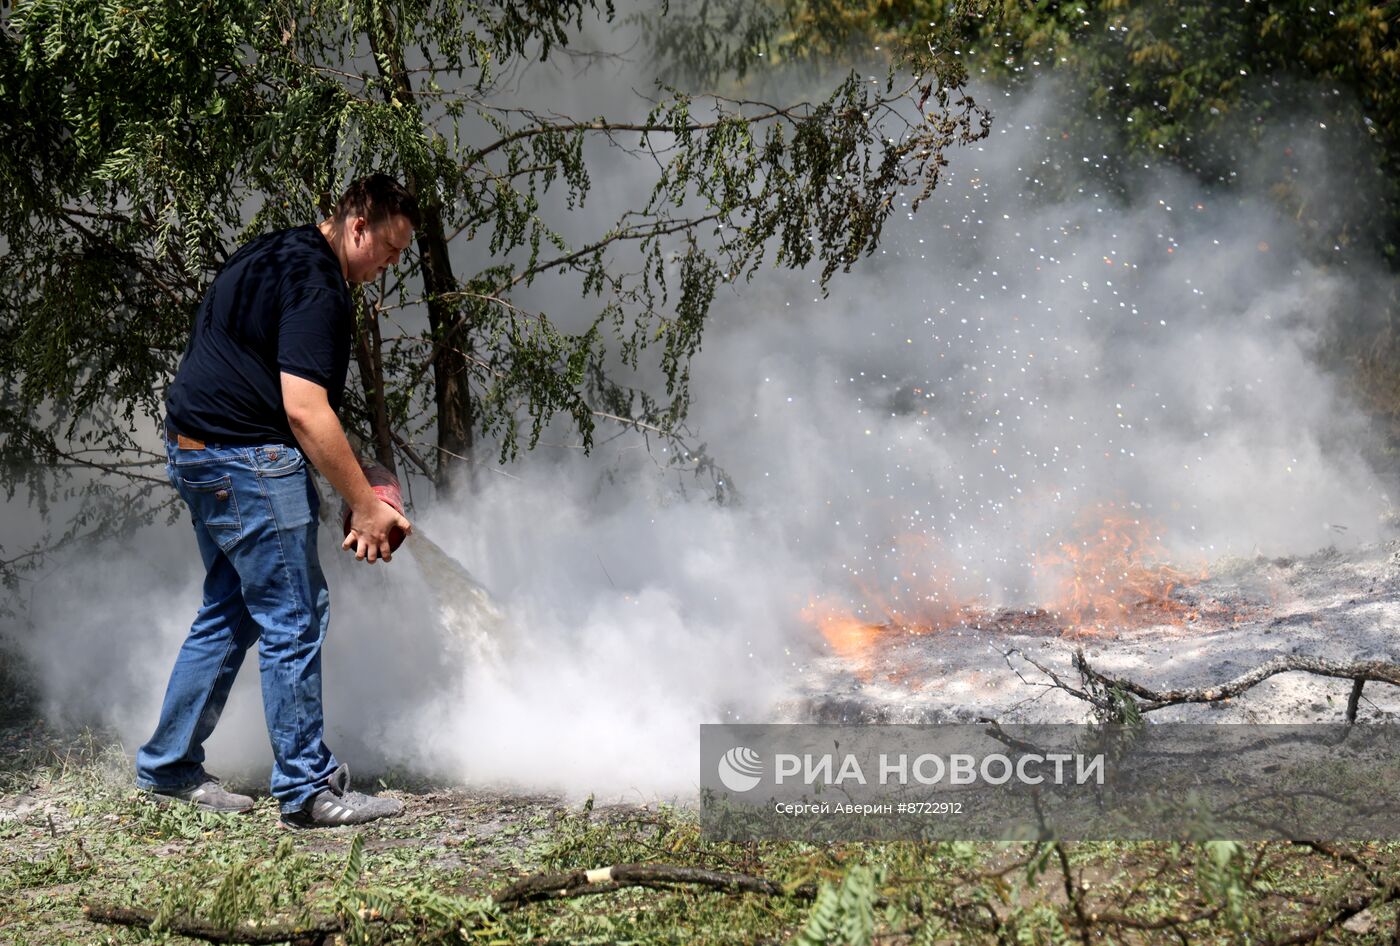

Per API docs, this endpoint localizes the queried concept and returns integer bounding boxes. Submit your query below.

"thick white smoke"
[678,81,1392,621]
[15,72,1396,799]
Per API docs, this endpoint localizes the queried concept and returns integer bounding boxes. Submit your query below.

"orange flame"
[800,598,886,663]
[1036,504,1200,636]
[801,505,1207,666]
[800,534,977,672]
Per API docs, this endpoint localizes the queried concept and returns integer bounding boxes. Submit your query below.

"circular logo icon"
[717,746,763,792]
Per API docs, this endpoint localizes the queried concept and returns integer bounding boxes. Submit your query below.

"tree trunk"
[368,8,474,489]
[417,202,474,484]
[351,292,397,474]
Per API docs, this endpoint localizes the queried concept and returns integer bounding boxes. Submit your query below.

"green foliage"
[960,1,1400,255]
[323,882,502,946]
[0,843,93,889]
[339,831,366,889]
[1106,684,1143,726]
[633,0,985,95]
[701,1,1400,262]
[127,819,329,934]
[793,863,879,946]
[206,859,256,929]
[1024,838,1056,886]
[1196,839,1249,934]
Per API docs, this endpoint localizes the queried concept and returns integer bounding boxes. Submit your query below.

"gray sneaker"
[147,776,255,814]
[280,764,403,829]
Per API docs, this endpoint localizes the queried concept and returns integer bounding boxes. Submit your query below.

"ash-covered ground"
[781,539,1400,725]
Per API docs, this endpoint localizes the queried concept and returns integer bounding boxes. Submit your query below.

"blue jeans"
[136,437,338,813]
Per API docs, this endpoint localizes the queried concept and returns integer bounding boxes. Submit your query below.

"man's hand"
[342,499,412,563]
[281,371,412,564]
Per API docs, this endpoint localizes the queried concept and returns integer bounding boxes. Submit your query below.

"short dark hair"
[333,174,421,229]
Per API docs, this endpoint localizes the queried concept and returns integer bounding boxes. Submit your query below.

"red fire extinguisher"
[341,458,408,552]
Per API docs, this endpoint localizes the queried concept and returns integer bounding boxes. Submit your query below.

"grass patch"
[2,727,1398,945]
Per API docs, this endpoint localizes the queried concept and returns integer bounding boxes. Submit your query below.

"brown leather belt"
[164,428,207,450]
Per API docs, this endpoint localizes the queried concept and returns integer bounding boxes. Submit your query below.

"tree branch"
[1071,650,1400,713]
[83,903,341,945]
[493,862,809,906]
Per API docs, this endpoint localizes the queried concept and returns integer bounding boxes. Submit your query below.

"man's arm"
[281,372,411,563]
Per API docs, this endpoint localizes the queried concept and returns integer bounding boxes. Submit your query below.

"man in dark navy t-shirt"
[137,175,418,828]
[165,223,355,446]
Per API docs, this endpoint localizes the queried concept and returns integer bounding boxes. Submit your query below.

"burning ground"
[788,536,1400,726]
[673,82,1400,734]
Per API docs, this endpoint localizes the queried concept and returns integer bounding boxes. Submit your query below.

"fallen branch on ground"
[83,902,348,946]
[1003,648,1400,719]
[1074,651,1400,717]
[492,861,810,905]
[85,862,812,944]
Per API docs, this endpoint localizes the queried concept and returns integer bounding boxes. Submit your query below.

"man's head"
[322,174,421,284]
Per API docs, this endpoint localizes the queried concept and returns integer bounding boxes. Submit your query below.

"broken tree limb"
[491,862,1005,935]
[89,863,818,944]
[1265,841,1400,944]
[492,862,808,906]
[1002,647,1400,717]
[1264,887,1399,946]
[999,648,1096,705]
[82,902,344,945]
[1070,651,1400,713]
